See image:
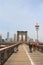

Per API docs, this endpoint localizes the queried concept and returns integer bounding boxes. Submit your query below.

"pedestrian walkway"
[4,44,31,65]
[4,44,43,65]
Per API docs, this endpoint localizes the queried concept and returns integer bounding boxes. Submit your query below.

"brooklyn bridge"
[0,31,43,65]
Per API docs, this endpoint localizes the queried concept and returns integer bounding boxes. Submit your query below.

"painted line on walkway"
[23,45,35,65]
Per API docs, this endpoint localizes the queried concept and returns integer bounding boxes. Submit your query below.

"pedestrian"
[29,41,32,53]
[32,42,36,51]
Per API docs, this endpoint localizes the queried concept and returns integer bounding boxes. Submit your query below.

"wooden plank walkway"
[4,44,43,65]
[4,44,31,65]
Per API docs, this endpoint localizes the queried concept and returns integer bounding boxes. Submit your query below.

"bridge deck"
[4,44,43,65]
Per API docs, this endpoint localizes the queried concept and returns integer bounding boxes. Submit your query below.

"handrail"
[0,44,16,52]
[0,43,20,52]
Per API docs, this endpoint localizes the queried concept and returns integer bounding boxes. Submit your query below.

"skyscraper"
[14,34,16,41]
[7,32,9,42]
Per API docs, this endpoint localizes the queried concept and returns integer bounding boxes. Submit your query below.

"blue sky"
[0,0,43,42]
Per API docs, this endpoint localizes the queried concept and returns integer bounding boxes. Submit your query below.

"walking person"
[32,42,37,51]
[29,41,32,53]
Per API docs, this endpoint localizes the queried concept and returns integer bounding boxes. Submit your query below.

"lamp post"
[35,23,39,42]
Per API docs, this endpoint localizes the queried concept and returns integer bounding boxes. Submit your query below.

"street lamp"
[35,23,39,42]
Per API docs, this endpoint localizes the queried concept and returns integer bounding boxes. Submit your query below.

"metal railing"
[0,43,20,65]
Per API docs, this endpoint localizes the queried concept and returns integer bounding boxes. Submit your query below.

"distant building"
[2,39,5,42]
[0,35,2,42]
[6,32,10,42]
[10,38,13,42]
[14,34,16,41]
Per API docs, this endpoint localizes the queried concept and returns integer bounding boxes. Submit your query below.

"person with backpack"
[29,41,32,52]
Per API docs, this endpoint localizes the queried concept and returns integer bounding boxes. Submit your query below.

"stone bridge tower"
[17,31,27,42]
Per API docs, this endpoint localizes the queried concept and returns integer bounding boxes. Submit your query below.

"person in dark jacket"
[29,41,32,52]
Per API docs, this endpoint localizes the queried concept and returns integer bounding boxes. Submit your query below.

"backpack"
[30,42,32,45]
